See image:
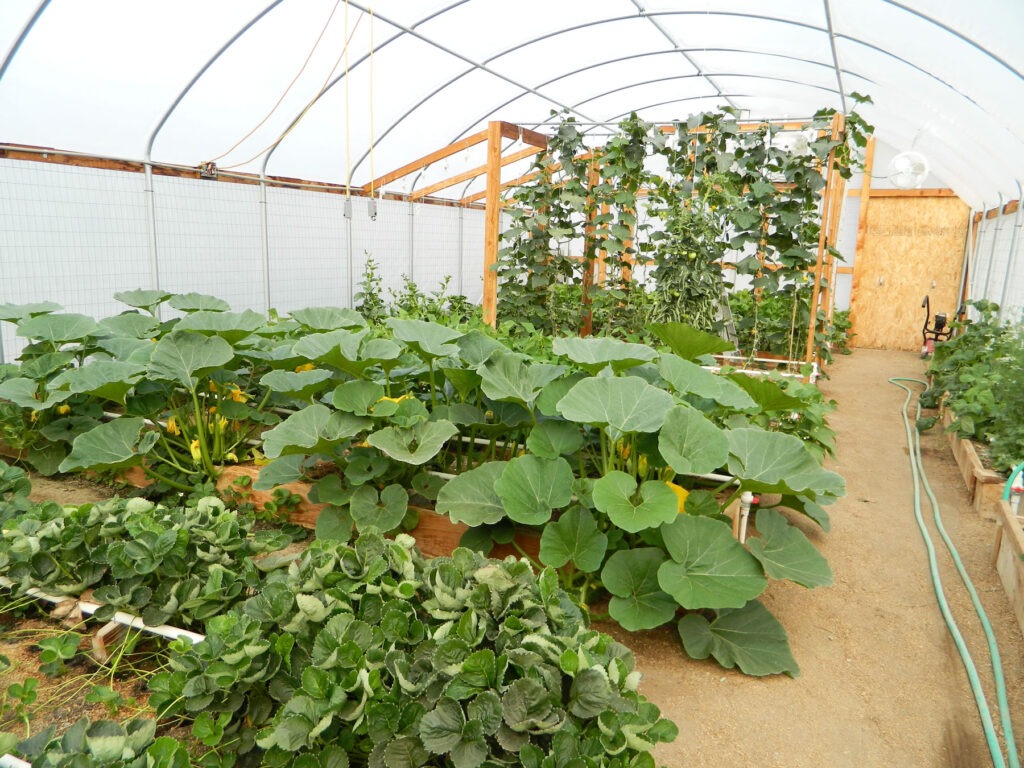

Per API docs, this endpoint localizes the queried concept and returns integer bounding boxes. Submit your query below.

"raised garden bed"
[992,498,1024,636]
[940,407,1005,521]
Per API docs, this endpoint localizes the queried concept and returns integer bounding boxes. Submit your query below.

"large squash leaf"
[59,418,159,472]
[551,337,657,374]
[657,515,767,609]
[726,428,845,499]
[367,420,459,466]
[539,507,608,572]
[493,455,574,526]
[435,462,508,526]
[478,352,565,410]
[592,471,678,533]
[601,548,677,630]
[658,405,730,476]
[556,376,675,438]
[148,332,234,389]
[657,354,757,411]
[678,600,799,677]
[747,509,833,588]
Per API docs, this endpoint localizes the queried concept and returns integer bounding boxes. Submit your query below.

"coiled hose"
[890,377,1019,767]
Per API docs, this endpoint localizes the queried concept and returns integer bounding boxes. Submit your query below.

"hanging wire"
[344,0,351,196]
[205,0,342,166]
[220,7,363,171]
[368,4,376,197]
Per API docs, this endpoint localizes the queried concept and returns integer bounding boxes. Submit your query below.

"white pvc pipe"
[0,753,31,768]
[0,576,204,645]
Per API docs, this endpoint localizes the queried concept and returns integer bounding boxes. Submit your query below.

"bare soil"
[4,348,1023,766]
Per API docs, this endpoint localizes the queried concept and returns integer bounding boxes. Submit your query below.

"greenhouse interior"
[1,1,1023,767]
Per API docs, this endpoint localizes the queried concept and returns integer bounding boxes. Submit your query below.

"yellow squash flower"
[29,411,38,423]
[615,438,630,460]
[294,362,316,373]
[217,416,228,432]
[56,404,71,415]
[208,381,218,393]
[190,439,202,462]
[228,386,248,403]
[638,454,648,477]
[166,416,180,436]
[666,481,689,513]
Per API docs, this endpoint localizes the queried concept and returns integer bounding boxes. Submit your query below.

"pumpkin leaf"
[678,600,799,677]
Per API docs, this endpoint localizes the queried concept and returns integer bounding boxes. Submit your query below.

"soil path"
[629,348,1024,767]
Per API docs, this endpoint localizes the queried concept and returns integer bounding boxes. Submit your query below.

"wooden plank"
[482,122,503,327]
[409,145,541,201]
[848,195,968,350]
[867,189,959,198]
[499,121,549,148]
[461,168,538,205]
[803,112,844,365]
[359,129,488,194]
[993,500,1024,635]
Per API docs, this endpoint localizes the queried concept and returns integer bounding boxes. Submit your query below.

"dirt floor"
[627,348,1024,767]
[7,348,1024,766]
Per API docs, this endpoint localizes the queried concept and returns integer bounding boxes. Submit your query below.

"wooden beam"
[482,122,503,328]
[461,168,540,205]
[866,188,958,198]
[498,121,549,148]
[409,146,541,201]
[804,112,845,366]
[359,129,488,194]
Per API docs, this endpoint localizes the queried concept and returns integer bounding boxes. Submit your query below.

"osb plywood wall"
[849,196,969,351]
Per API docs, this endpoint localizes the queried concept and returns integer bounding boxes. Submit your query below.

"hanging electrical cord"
[344,0,351,198]
[205,0,343,167]
[219,8,363,171]
[368,4,375,199]
[891,377,1019,767]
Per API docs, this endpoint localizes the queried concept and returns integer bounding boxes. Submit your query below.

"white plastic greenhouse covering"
[1,0,1023,358]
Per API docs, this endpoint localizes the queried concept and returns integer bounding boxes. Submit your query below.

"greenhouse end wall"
[0,156,487,362]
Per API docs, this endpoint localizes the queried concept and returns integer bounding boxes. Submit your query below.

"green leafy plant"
[149,531,677,767]
[36,632,83,677]
[12,716,189,768]
[0,480,295,629]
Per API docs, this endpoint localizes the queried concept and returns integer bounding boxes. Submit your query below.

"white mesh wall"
[461,209,486,303]
[0,159,150,361]
[967,208,1024,323]
[151,175,264,314]
[350,197,414,305]
[265,186,350,312]
[413,204,464,297]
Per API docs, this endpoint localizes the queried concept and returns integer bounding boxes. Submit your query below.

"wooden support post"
[482,122,503,328]
[803,112,845,366]
[596,203,610,284]
[580,163,600,337]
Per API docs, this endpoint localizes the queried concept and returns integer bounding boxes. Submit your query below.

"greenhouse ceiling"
[1,0,1022,210]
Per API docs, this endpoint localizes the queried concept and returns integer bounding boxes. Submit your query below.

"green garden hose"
[890,377,1019,767]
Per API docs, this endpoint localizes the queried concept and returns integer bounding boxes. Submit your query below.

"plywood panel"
[849,196,968,350]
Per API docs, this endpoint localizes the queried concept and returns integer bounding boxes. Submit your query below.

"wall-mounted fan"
[888,151,930,189]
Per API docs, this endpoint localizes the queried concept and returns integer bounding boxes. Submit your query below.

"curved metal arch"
[0,0,51,83]
[266,0,595,179]
[439,47,843,149]
[346,10,837,179]
[261,0,468,176]
[145,0,287,161]
[564,72,843,115]
[882,0,1023,82]
[835,33,1024,145]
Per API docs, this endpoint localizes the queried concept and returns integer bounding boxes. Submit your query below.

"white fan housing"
[888,151,930,189]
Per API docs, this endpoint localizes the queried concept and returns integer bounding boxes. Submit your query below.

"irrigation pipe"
[0,576,205,646]
[890,377,1019,767]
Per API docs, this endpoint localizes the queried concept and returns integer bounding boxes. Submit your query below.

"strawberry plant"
[150,531,678,767]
